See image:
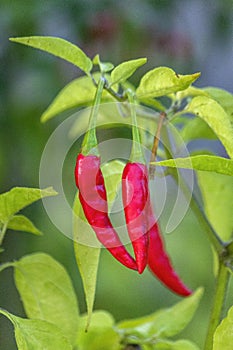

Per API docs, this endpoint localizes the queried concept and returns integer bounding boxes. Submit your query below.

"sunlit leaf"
[73,194,101,331]
[0,187,57,224]
[110,58,147,86]
[203,87,233,119]
[7,215,42,235]
[10,36,92,74]
[152,339,200,350]
[0,309,72,350]
[76,310,120,350]
[93,54,114,73]
[101,160,125,204]
[176,86,209,100]
[116,288,203,340]
[14,253,79,346]
[155,155,233,176]
[197,172,233,241]
[41,74,114,123]
[185,96,233,159]
[181,117,217,141]
[213,305,233,350]
[136,67,200,98]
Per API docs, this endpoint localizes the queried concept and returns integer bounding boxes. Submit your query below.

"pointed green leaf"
[110,58,147,86]
[197,172,233,241]
[185,96,233,158]
[10,36,92,74]
[93,54,114,73]
[0,187,57,224]
[73,194,101,331]
[203,87,233,119]
[7,215,42,235]
[213,305,233,350]
[136,67,200,98]
[41,74,114,123]
[181,117,217,141]
[155,155,233,176]
[0,309,72,350]
[117,288,203,340]
[14,253,79,346]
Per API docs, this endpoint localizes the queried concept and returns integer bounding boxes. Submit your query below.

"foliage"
[0,35,232,349]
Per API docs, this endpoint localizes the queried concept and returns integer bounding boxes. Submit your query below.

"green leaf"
[185,96,233,159]
[7,215,42,235]
[73,194,101,331]
[0,187,57,224]
[181,117,217,142]
[136,67,200,98]
[176,86,209,100]
[197,172,233,241]
[41,74,114,123]
[14,253,79,346]
[93,54,114,73]
[116,288,203,341]
[110,58,147,86]
[10,36,92,74]
[76,310,120,350]
[155,155,233,176]
[203,87,233,119]
[101,160,125,204]
[213,305,233,350]
[152,339,200,350]
[0,309,72,350]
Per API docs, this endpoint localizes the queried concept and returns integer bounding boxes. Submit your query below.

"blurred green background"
[0,0,233,349]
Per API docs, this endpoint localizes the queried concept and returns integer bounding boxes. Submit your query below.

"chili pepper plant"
[0,36,233,350]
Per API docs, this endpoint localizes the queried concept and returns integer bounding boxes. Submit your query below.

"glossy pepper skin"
[122,160,191,295]
[75,153,137,271]
[122,162,149,274]
[147,205,192,296]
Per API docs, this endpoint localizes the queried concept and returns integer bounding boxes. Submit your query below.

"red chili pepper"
[122,162,149,274]
[75,153,137,271]
[147,204,192,296]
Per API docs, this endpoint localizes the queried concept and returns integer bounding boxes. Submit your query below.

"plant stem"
[149,111,166,179]
[0,222,8,247]
[204,262,230,350]
[82,76,105,155]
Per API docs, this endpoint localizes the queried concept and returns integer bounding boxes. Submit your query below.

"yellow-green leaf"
[136,67,200,98]
[185,96,233,159]
[7,215,42,235]
[10,36,92,74]
[110,58,147,86]
[155,155,233,176]
[0,309,72,350]
[203,87,233,119]
[197,172,233,241]
[73,194,101,331]
[0,187,57,224]
[14,253,79,346]
[117,288,203,340]
[213,305,233,350]
[41,74,114,123]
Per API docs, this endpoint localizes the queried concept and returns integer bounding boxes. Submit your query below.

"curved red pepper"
[75,153,137,271]
[147,204,192,296]
[122,162,149,274]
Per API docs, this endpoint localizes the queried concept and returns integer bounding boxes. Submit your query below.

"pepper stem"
[82,76,105,155]
[204,262,230,350]
[149,111,166,179]
[127,90,145,164]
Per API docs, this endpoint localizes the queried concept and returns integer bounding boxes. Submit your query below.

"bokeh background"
[0,0,233,349]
